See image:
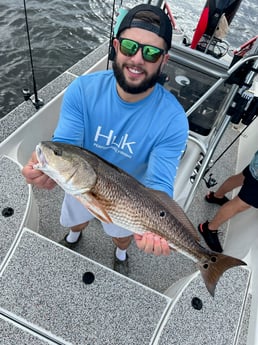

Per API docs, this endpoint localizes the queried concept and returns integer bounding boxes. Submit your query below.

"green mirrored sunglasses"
[118,38,165,63]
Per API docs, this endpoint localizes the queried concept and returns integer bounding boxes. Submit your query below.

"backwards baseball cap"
[116,4,172,50]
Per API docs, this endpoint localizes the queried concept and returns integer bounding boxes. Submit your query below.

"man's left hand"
[134,232,171,256]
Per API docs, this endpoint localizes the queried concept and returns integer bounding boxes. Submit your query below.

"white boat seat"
[0,155,39,273]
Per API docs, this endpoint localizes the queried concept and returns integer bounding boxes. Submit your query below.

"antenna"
[22,0,44,109]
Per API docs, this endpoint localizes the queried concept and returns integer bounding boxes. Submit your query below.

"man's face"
[113,27,168,94]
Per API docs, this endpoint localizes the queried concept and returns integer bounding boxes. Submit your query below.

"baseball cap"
[116,4,172,50]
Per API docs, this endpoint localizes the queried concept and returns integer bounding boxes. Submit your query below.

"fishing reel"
[22,88,44,110]
[190,154,218,188]
[203,173,218,188]
[22,88,32,101]
[191,169,218,188]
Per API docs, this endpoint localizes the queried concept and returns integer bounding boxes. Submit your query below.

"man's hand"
[22,151,56,190]
[134,232,171,256]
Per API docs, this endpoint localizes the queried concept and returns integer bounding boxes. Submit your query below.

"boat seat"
[0,227,251,345]
[0,155,39,273]
[0,315,53,345]
[174,134,206,208]
[160,265,251,345]
[0,228,172,345]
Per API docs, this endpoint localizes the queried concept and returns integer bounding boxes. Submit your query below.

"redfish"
[34,141,246,296]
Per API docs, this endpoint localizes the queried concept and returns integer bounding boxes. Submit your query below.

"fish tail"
[199,253,246,296]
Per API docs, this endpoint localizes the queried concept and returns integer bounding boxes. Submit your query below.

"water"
[0,0,257,118]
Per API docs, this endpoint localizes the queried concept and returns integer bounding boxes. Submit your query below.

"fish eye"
[160,211,166,217]
[53,148,62,156]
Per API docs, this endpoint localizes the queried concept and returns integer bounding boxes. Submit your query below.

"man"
[198,150,258,253]
[22,4,189,274]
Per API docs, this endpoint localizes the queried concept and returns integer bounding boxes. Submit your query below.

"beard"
[112,58,161,94]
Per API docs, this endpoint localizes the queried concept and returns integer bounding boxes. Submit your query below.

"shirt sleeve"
[143,110,189,198]
[249,150,258,180]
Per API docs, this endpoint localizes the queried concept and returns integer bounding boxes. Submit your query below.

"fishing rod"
[203,113,257,186]
[22,0,44,110]
[106,0,116,69]
[106,0,125,69]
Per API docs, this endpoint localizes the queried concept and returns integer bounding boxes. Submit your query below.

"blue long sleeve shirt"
[53,70,189,197]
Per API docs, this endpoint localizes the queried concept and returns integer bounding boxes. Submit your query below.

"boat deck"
[0,130,252,344]
[0,41,257,344]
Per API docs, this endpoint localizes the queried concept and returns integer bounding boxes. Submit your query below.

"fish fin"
[198,252,246,296]
[150,189,200,242]
[75,193,112,224]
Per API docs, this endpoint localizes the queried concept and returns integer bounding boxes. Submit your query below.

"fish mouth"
[35,144,47,168]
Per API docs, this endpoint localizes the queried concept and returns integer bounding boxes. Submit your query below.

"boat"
[0,0,258,344]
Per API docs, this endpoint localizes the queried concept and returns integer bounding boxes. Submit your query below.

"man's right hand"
[22,151,56,190]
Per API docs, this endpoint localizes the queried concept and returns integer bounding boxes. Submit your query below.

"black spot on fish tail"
[198,253,246,297]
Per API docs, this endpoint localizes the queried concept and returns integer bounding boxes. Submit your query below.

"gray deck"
[1,316,55,345]
[158,267,250,345]
[0,229,171,345]
[0,156,29,270]
[0,128,251,344]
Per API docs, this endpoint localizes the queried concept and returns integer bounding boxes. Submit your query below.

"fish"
[34,141,246,296]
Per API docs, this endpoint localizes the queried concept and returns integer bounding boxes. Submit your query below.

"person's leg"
[112,236,132,260]
[59,193,94,248]
[66,221,89,243]
[102,223,133,275]
[112,236,132,250]
[205,171,245,206]
[112,236,132,275]
[199,195,251,252]
[208,196,250,230]
[213,172,245,198]
[199,166,256,252]
[209,165,256,229]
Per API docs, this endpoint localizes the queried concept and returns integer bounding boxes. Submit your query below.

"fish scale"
[34,141,247,296]
[93,174,199,254]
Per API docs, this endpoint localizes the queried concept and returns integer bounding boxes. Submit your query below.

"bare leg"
[213,172,245,198]
[65,221,89,243]
[71,221,89,232]
[112,235,132,250]
[60,221,89,247]
[112,236,132,274]
[208,195,250,230]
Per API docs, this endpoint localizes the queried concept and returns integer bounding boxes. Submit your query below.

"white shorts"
[60,193,133,238]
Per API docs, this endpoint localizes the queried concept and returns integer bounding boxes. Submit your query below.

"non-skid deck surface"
[158,267,250,345]
[0,139,252,344]
[0,156,29,269]
[0,229,171,345]
[0,316,55,345]
[0,229,250,345]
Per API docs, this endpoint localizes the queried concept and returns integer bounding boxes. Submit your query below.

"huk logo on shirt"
[93,126,136,158]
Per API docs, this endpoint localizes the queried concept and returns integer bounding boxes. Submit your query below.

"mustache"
[112,58,162,94]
